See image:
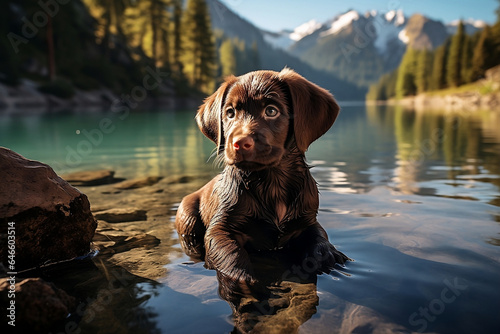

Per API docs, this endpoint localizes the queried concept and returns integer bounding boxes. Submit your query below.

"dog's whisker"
[214,154,225,169]
[207,145,226,169]
[207,147,218,163]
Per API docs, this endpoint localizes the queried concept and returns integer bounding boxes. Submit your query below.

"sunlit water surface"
[1,103,499,333]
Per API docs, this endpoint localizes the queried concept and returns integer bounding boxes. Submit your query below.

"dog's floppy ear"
[279,68,340,152]
[196,76,237,151]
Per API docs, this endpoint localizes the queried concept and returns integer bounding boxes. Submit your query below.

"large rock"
[0,148,97,271]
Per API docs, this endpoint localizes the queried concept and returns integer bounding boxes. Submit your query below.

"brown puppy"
[175,68,348,283]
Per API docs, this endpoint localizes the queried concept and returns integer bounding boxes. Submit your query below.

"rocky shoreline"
[0,79,200,113]
[0,147,212,331]
[390,91,500,111]
[381,64,500,112]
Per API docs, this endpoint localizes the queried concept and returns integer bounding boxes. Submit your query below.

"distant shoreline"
[385,92,500,112]
[366,65,500,112]
[366,90,500,112]
[0,79,201,114]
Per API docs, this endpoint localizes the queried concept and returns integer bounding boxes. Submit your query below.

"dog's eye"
[226,108,235,119]
[265,106,279,118]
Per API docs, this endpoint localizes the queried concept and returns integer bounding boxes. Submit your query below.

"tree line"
[367,13,500,100]
[85,0,261,94]
[0,0,259,97]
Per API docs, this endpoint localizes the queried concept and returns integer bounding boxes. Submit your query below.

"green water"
[1,104,500,333]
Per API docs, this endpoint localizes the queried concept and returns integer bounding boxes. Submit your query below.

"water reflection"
[4,106,498,207]
[23,257,163,334]
[0,110,217,179]
[388,105,500,205]
[216,251,320,334]
[308,104,500,207]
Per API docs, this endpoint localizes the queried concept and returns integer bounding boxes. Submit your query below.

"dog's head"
[196,68,340,171]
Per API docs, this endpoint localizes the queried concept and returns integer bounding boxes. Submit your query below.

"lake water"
[1,103,500,333]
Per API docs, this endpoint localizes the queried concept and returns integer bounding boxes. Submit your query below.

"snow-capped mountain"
[291,19,323,41]
[266,9,412,87]
[321,10,361,37]
[263,9,408,55]
[263,20,322,51]
[371,10,406,54]
[264,9,485,54]
[207,0,488,96]
[206,0,366,99]
[262,9,486,89]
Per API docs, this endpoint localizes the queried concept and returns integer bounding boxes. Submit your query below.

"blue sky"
[220,0,499,31]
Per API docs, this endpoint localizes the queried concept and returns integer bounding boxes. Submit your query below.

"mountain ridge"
[260,9,485,90]
[263,9,485,52]
[207,0,365,99]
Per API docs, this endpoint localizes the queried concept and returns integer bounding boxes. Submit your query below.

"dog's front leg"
[204,224,255,284]
[294,222,350,273]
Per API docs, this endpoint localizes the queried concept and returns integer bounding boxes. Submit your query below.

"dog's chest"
[243,209,287,252]
[255,189,301,229]
[241,188,305,252]
[275,202,287,225]
[249,188,292,227]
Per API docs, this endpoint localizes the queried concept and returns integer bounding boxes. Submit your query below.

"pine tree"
[171,0,183,71]
[430,41,449,90]
[396,48,418,98]
[460,34,473,84]
[181,0,216,93]
[49,1,108,84]
[85,0,131,54]
[488,1,500,69]
[124,0,171,68]
[219,39,237,77]
[497,0,500,21]
[446,20,465,87]
[366,83,383,100]
[415,49,433,93]
[386,69,399,98]
[0,1,21,84]
[366,69,398,101]
[367,74,387,100]
[149,0,171,68]
[471,26,492,81]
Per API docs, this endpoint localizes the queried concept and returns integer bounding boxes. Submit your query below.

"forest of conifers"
[367,12,500,100]
[0,0,258,98]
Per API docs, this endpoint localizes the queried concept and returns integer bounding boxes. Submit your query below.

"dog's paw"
[216,269,259,299]
[308,241,350,273]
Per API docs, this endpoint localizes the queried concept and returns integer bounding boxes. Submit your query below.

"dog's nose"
[233,136,254,151]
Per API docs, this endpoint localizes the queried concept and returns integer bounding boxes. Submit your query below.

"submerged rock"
[92,221,164,278]
[0,148,97,271]
[0,277,76,332]
[165,175,195,184]
[62,169,117,186]
[114,176,163,190]
[94,208,147,223]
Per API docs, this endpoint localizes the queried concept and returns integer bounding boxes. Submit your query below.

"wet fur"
[175,69,349,283]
